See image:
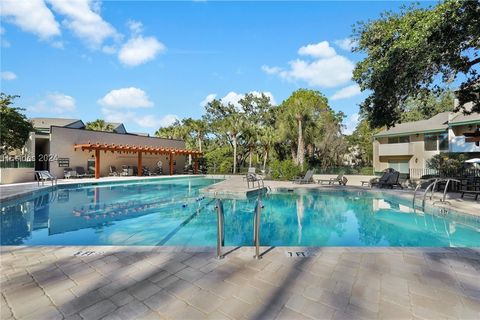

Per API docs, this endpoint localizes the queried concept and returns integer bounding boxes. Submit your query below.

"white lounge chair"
[35,171,57,186]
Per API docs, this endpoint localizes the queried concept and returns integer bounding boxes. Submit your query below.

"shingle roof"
[31,118,84,129]
[449,112,480,125]
[374,112,450,137]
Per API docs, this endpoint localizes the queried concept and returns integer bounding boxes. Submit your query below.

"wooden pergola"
[74,142,202,179]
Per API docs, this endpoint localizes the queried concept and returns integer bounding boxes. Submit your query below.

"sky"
[0,0,433,135]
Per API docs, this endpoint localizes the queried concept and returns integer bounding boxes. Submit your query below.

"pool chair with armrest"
[246,172,265,188]
[293,170,315,184]
[317,174,344,185]
[369,169,394,188]
[35,171,57,186]
[109,166,119,176]
[376,171,402,189]
[63,168,78,179]
[75,166,93,178]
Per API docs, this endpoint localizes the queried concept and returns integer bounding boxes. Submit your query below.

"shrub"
[427,153,466,176]
[270,159,303,181]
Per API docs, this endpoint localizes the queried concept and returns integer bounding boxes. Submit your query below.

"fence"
[409,168,480,180]
[0,161,35,169]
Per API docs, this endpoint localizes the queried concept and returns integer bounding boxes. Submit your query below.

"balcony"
[450,136,480,153]
[378,143,412,156]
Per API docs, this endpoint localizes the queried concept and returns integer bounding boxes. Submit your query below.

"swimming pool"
[1,178,479,246]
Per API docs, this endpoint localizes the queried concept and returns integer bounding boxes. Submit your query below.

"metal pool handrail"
[253,198,264,260]
[215,199,225,259]
[413,178,461,211]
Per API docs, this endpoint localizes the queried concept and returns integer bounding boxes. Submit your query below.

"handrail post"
[216,199,225,259]
[253,198,263,259]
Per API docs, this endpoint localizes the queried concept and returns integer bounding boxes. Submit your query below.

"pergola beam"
[74,142,202,179]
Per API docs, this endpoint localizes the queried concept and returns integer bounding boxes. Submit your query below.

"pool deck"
[1,246,479,320]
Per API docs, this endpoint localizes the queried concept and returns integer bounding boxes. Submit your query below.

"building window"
[424,133,449,151]
[438,133,449,150]
[388,136,410,144]
[388,160,409,173]
[424,134,438,151]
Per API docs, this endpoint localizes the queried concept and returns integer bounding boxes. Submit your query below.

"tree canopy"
[0,93,34,155]
[85,119,114,132]
[353,0,480,128]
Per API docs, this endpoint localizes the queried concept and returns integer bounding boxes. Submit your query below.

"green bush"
[270,159,303,181]
[204,146,232,174]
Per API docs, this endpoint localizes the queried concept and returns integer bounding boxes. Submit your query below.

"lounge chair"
[460,189,480,200]
[35,171,57,186]
[374,171,402,189]
[121,165,131,176]
[317,174,344,185]
[64,168,77,179]
[246,172,265,188]
[293,170,314,184]
[142,166,152,176]
[369,170,391,188]
[75,166,93,178]
[109,166,119,176]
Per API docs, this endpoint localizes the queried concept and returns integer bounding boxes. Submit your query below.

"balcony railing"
[378,143,412,156]
[450,136,480,153]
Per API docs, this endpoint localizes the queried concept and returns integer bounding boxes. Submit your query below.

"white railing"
[450,136,480,153]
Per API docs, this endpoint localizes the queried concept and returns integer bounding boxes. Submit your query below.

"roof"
[449,111,480,126]
[31,118,85,129]
[375,112,450,137]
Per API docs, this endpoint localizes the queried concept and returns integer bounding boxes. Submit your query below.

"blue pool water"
[1,177,479,247]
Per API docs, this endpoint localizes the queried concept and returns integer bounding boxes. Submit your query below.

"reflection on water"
[1,184,479,247]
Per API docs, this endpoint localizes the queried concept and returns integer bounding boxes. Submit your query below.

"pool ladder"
[412,178,460,211]
[215,197,263,260]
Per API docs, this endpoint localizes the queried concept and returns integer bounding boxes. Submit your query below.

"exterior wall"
[373,133,440,173]
[0,168,35,184]
[49,127,187,178]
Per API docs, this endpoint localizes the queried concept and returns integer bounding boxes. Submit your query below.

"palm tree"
[184,118,208,152]
[223,113,244,174]
[85,119,114,132]
[259,126,276,172]
[244,124,259,168]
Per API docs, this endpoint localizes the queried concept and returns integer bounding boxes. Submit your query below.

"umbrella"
[465,158,480,163]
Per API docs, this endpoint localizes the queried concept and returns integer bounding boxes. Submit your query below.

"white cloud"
[127,20,143,35]
[47,0,117,48]
[1,71,17,80]
[298,41,336,58]
[199,93,217,107]
[334,38,357,51]
[0,0,60,39]
[134,114,179,128]
[343,113,360,135]
[30,93,76,114]
[330,84,361,101]
[98,87,153,108]
[262,41,354,88]
[220,91,276,108]
[261,65,281,75]
[118,36,165,67]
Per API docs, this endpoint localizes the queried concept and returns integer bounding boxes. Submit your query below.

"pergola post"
[194,155,199,174]
[95,149,100,179]
[169,152,174,175]
[137,152,143,176]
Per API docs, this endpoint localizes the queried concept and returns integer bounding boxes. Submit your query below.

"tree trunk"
[249,147,252,168]
[297,119,304,169]
[291,145,297,164]
[198,137,202,152]
[233,136,237,174]
[263,150,268,172]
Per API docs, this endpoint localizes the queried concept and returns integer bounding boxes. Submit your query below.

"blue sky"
[1,1,431,134]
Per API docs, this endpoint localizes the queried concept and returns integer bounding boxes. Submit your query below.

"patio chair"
[376,171,402,189]
[63,168,78,179]
[142,166,152,176]
[75,167,93,178]
[293,170,315,184]
[35,171,57,186]
[317,174,344,185]
[369,169,393,188]
[246,172,265,188]
[109,166,119,176]
[121,165,130,176]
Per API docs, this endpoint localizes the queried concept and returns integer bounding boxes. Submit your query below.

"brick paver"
[1,246,479,320]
